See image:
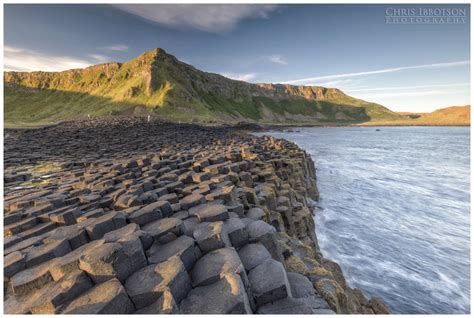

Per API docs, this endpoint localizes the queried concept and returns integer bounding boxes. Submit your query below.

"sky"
[4,4,471,112]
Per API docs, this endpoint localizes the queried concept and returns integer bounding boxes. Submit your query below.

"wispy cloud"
[112,4,279,33]
[346,82,470,92]
[221,72,257,82]
[4,46,93,72]
[97,44,129,52]
[281,60,470,84]
[88,54,112,64]
[268,55,287,65]
[304,79,355,87]
[357,90,445,99]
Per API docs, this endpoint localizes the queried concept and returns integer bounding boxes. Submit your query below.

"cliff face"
[4,48,403,126]
[4,118,390,314]
[253,136,390,314]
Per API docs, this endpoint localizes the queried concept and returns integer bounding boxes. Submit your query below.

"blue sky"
[4,4,471,112]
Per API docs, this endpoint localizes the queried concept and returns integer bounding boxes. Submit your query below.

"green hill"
[387,105,470,126]
[4,48,405,127]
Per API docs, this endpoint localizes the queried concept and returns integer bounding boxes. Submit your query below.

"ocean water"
[255,126,470,314]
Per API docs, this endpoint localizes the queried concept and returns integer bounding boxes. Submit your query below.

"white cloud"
[88,54,112,64]
[113,4,278,33]
[268,55,287,65]
[281,60,470,84]
[221,72,257,82]
[98,44,129,52]
[4,46,93,72]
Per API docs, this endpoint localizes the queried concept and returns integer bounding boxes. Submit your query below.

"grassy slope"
[361,105,470,126]
[7,48,464,127]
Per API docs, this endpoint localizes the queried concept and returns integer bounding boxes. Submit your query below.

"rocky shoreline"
[4,117,390,314]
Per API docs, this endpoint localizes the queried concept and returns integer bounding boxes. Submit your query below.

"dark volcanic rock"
[3,118,389,314]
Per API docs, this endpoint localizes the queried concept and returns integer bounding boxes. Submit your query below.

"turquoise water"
[255,127,470,314]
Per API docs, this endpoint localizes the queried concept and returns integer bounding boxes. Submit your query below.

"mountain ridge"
[4,48,469,127]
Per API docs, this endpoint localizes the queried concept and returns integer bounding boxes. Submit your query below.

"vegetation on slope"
[6,47,462,127]
[362,105,471,126]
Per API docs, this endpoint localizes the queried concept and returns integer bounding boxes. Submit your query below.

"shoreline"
[4,114,470,130]
[4,118,389,314]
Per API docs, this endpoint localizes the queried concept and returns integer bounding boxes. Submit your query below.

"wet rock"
[369,297,391,314]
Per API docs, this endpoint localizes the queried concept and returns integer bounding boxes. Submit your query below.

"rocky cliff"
[4,48,403,126]
[4,118,390,314]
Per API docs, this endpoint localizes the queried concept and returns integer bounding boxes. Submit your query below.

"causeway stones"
[79,241,145,284]
[3,119,389,315]
[147,235,201,271]
[193,221,231,253]
[246,220,276,242]
[30,270,94,314]
[84,211,127,240]
[4,251,26,278]
[190,204,229,222]
[248,259,292,307]
[238,243,272,272]
[142,217,183,241]
[180,273,252,314]
[191,247,247,288]
[125,256,191,309]
[10,259,56,295]
[180,193,206,210]
[62,278,135,314]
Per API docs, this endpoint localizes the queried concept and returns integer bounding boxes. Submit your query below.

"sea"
[254,126,470,314]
